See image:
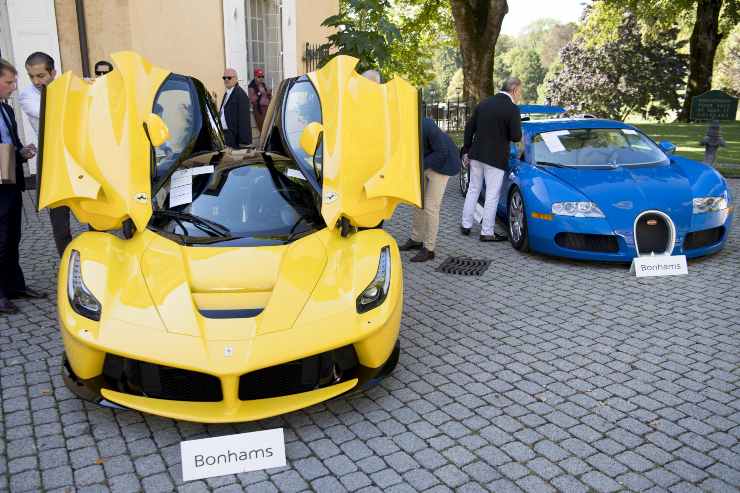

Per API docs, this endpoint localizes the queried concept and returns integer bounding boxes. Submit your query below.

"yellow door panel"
[307,56,423,229]
[38,51,170,232]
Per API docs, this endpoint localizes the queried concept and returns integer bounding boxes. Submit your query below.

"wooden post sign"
[690,90,738,122]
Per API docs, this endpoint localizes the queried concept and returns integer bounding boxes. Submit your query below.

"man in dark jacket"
[399,117,461,262]
[0,59,45,314]
[461,77,522,241]
[220,68,252,148]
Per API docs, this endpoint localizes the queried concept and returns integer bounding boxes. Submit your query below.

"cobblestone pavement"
[1,179,739,493]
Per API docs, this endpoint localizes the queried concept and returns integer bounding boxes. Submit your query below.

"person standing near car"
[220,68,252,148]
[399,117,461,262]
[461,77,522,241]
[18,52,71,257]
[248,68,272,132]
[0,58,45,314]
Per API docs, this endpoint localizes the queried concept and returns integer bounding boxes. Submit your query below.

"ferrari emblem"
[135,193,148,203]
[325,191,338,204]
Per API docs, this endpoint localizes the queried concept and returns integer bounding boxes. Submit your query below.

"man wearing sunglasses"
[220,68,252,148]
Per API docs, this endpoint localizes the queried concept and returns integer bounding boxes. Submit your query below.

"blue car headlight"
[68,250,102,321]
[356,246,391,313]
[692,196,728,214]
[551,201,605,218]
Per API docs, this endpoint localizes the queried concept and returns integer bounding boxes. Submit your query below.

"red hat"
[254,68,265,77]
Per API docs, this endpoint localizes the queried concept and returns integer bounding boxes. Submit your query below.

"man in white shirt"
[19,52,71,257]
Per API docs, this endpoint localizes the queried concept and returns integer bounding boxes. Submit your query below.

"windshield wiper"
[151,210,231,237]
[536,161,569,168]
[286,215,314,242]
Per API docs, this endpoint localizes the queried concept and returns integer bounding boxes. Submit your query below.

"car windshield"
[532,128,669,167]
[283,76,322,178]
[151,74,224,186]
[150,155,322,245]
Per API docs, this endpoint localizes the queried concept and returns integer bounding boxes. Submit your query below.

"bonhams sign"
[181,429,286,481]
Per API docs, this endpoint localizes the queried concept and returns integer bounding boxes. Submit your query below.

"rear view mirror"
[143,113,170,148]
[300,122,324,157]
[658,140,676,155]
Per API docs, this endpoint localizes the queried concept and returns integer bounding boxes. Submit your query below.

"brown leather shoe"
[410,247,435,262]
[399,239,423,251]
[0,298,19,314]
[10,288,46,299]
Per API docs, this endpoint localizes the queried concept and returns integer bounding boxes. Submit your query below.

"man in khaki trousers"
[399,117,461,262]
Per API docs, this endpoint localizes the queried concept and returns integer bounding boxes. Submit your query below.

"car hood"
[138,232,327,341]
[543,164,693,225]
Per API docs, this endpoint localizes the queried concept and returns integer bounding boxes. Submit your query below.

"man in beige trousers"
[399,117,461,262]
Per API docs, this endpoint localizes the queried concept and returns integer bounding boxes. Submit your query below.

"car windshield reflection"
[533,128,669,167]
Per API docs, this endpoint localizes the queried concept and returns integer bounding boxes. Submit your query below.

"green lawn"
[449,121,740,178]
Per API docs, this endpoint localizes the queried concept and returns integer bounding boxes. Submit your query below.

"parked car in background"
[460,107,734,262]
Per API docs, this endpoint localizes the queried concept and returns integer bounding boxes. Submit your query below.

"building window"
[245,0,282,91]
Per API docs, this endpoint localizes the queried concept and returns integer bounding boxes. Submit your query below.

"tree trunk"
[450,0,508,104]
[677,0,724,121]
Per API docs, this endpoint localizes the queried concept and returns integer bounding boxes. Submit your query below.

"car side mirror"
[300,122,324,157]
[509,143,518,160]
[143,113,170,148]
[658,140,676,156]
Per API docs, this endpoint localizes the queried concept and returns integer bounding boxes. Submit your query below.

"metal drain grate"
[436,257,491,276]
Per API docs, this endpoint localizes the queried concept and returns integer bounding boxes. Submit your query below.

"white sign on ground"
[630,255,688,277]
[181,428,286,481]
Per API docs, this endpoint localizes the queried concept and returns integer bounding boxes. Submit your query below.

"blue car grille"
[684,226,724,250]
[555,233,619,253]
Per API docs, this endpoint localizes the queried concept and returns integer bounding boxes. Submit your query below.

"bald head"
[223,68,238,89]
[361,69,381,83]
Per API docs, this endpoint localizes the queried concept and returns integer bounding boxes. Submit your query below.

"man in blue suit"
[399,117,461,262]
[0,58,45,314]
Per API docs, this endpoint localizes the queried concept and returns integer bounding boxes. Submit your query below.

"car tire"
[508,187,530,252]
[459,158,469,196]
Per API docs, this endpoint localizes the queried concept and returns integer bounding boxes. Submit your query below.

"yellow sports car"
[37,52,422,423]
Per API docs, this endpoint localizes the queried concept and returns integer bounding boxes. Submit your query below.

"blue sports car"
[459,107,734,262]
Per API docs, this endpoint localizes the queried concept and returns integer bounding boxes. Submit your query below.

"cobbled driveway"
[1,179,739,493]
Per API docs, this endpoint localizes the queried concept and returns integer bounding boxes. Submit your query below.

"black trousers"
[223,128,236,148]
[49,206,72,257]
[0,188,26,299]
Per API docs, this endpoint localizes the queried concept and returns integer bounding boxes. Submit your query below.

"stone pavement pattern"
[1,180,739,493]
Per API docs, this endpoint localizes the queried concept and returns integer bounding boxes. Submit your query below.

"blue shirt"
[0,104,13,145]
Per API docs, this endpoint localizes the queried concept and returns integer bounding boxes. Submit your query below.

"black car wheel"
[508,187,530,252]
[459,158,469,196]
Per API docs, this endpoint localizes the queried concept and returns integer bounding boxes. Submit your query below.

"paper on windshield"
[170,169,193,207]
[541,130,569,153]
[190,165,214,176]
[286,168,306,180]
[621,129,638,135]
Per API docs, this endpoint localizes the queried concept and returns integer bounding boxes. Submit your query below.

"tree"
[449,0,509,103]
[587,0,740,121]
[716,25,740,95]
[320,0,401,75]
[546,14,688,120]
[446,68,464,100]
[505,48,546,103]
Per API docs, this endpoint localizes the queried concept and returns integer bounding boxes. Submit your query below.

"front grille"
[635,213,671,255]
[554,232,619,253]
[102,355,222,402]
[239,345,359,400]
[684,226,724,250]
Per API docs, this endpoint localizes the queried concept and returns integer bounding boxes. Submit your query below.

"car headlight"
[692,196,728,214]
[67,250,101,321]
[356,246,391,313]
[551,201,605,218]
